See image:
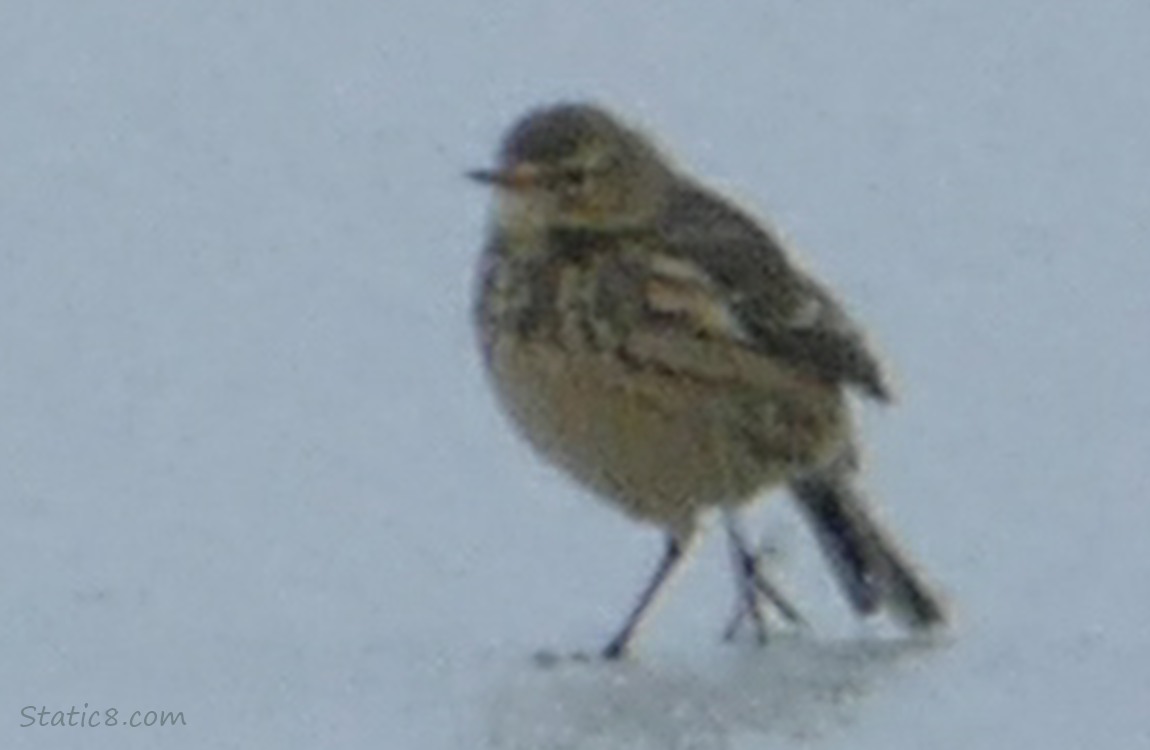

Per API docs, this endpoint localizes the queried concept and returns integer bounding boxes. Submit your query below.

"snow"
[3,1,1148,748]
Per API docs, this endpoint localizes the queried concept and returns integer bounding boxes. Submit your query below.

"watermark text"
[21,704,186,729]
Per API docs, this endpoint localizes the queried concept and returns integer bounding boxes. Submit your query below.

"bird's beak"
[466,164,539,190]
[466,168,506,185]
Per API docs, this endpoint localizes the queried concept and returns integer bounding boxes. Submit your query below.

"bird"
[469,102,947,659]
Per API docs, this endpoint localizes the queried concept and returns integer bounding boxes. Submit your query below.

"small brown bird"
[471,103,946,659]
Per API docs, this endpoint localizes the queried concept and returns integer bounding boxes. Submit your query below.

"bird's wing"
[639,183,893,401]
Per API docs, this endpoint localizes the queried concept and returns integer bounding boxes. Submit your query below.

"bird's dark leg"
[602,534,689,659]
[722,512,807,643]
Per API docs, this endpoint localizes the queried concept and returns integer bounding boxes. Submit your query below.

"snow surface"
[3,1,1149,748]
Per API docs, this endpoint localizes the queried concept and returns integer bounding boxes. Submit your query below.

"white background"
[2,1,1148,747]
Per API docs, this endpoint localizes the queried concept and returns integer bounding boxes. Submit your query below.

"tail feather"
[790,473,947,630]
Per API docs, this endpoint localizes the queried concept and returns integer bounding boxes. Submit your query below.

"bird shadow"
[484,634,944,750]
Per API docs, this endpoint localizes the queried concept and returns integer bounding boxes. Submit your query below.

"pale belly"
[486,336,847,538]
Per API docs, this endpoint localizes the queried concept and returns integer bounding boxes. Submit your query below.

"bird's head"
[470,104,674,235]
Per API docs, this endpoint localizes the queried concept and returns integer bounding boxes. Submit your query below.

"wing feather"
[639,182,894,401]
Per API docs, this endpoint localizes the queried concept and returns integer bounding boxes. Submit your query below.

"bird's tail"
[789,470,948,630]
